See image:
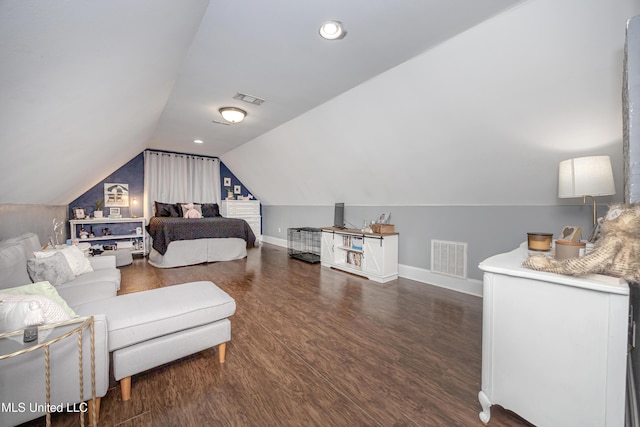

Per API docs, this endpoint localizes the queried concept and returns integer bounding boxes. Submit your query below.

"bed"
[146,213,256,268]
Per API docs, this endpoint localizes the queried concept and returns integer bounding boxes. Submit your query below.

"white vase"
[94,211,103,218]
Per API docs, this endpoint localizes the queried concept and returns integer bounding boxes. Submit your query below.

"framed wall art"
[104,183,129,207]
[73,207,86,219]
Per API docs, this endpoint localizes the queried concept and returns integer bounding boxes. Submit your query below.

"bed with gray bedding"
[146,216,256,268]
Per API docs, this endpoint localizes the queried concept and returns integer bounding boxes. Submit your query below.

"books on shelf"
[342,235,363,251]
[345,251,363,268]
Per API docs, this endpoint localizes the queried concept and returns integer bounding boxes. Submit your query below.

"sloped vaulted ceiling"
[0,0,209,205]
[223,0,640,206]
[0,0,525,206]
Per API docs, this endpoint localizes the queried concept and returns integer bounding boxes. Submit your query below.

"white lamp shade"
[558,155,615,198]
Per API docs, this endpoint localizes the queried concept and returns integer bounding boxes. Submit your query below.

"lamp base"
[588,221,600,243]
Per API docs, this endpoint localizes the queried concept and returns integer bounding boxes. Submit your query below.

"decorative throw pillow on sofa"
[3,281,77,318]
[34,245,93,276]
[27,252,75,287]
[0,293,71,333]
[0,299,34,333]
[60,245,93,275]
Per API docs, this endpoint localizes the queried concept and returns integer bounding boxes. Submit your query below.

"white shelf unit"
[69,217,147,255]
[221,200,261,242]
[477,243,629,426]
[320,227,398,283]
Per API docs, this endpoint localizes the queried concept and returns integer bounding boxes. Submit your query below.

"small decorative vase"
[94,210,103,218]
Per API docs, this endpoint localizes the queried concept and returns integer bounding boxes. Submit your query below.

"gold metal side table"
[0,316,97,426]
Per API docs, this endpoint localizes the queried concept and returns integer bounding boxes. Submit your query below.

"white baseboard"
[261,236,483,297]
[262,235,287,247]
[398,264,483,297]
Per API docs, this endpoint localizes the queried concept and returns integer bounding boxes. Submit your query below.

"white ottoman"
[74,281,236,401]
[100,249,133,267]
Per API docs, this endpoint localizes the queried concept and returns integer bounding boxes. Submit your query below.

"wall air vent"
[234,92,265,105]
[431,240,467,279]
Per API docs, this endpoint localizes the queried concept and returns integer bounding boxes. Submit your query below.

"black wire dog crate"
[288,227,321,263]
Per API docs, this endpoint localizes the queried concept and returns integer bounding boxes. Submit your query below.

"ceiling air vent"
[431,240,467,279]
[234,92,265,106]
[212,120,230,126]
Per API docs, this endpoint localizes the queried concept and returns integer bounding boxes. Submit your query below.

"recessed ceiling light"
[319,20,346,40]
[194,139,203,144]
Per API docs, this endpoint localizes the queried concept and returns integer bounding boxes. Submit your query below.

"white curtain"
[143,151,221,219]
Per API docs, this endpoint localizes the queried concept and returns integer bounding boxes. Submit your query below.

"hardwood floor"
[31,243,532,426]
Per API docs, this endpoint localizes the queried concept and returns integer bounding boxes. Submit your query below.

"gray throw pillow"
[27,252,75,287]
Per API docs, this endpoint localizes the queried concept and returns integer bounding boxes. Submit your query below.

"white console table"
[478,243,629,426]
[70,217,147,255]
[320,227,398,283]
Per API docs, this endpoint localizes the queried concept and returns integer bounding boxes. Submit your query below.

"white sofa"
[0,233,119,427]
[0,232,236,427]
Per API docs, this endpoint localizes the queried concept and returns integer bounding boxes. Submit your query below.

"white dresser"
[478,243,629,426]
[221,200,261,242]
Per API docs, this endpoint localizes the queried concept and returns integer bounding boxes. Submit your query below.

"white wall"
[222,0,639,292]
[222,0,639,207]
[0,204,68,246]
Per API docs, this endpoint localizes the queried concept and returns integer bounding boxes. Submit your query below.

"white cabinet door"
[320,231,334,264]
[362,236,383,276]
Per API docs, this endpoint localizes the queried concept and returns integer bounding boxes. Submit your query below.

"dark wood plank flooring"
[27,243,532,426]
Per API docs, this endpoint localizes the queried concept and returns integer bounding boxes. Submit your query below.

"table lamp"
[131,197,138,218]
[558,155,615,237]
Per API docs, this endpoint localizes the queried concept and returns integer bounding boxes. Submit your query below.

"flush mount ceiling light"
[319,20,346,40]
[193,139,203,144]
[219,107,247,124]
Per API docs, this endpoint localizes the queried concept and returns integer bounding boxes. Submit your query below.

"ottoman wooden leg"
[219,342,226,363]
[120,376,132,401]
